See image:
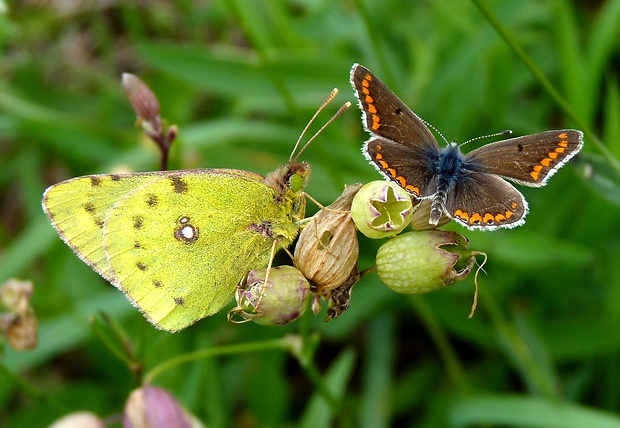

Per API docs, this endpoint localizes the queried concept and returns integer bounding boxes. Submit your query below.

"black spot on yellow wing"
[170,176,188,194]
[133,216,144,230]
[174,297,184,305]
[146,193,158,207]
[90,176,102,187]
[136,262,147,271]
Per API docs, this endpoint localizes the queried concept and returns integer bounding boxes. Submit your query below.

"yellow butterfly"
[42,90,348,332]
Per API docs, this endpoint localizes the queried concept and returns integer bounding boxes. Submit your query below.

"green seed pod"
[351,181,416,239]
[230,266,310,326]
[376,230,477,294]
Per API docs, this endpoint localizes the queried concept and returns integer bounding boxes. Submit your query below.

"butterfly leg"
[255,239,280,310]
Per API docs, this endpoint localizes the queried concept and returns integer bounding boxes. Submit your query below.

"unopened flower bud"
[230,266,310,326]
[351,181,415,239]
[124,386,197,428]
[376,230,478,294]
[49,412,105,428]
[295,184,361,292]
[121,73,161,125]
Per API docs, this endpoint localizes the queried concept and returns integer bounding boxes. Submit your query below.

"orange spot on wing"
[511,202,518,209]
[371,114,381,130]
[541,158,552,167]
[548,152,558,159]
[378,160,389,169]
[376,153,383,160]
[405,184,420,195]
[387,168,397,178]
[533,165,543,173]
[558,133,568,139]
[483,213,494,223]
[558,140,569,148]
[555,146,565,153]
[365,95,374,103]
[395,176,406,187]
[368,104,377,114]
[495,213,506,222]
[505,210,513,219]
[454,209,469,221]
[470,213,483,224]
[362,78,370,87]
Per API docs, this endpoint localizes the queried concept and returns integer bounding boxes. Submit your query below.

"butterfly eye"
[288,173,304,192]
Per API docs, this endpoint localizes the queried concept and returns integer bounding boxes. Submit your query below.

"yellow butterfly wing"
[43,169,301,332]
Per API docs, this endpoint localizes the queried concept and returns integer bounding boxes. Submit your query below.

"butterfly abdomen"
[430,145,464,224]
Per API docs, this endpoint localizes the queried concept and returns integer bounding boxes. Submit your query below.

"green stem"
[471,0,620,175]
[145,336,291,384]
[143,334,339,411]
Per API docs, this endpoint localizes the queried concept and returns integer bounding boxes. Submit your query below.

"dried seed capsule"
[295,184,361,292]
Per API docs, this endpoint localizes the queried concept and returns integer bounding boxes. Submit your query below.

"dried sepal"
[0,279,38,350]
[409,199,452,230]
[324,265,360,321]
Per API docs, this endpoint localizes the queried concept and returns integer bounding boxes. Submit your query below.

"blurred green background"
[1,0,620,427]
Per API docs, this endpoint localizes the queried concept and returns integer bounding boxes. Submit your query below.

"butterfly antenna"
[291,89,351,161]
[460,129,512,148]
[421,118,450,145]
